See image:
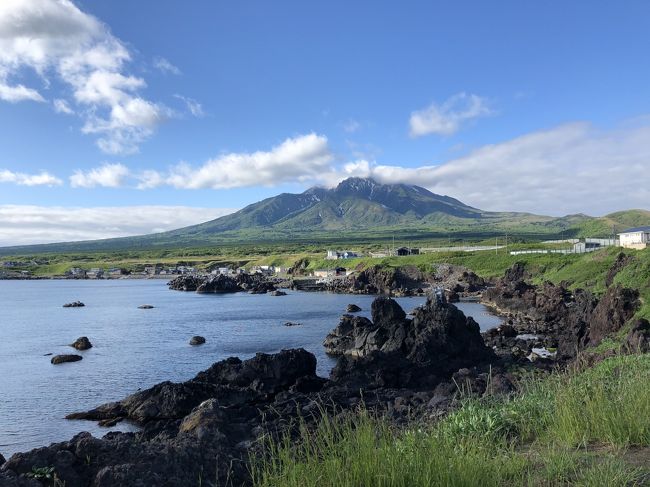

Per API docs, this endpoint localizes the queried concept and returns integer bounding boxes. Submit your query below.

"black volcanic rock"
[189,336,206,346]
[70,337,92,351]
[51,354,82,365]
[327,295,494,389]
[625,318,650,353]
[483,264,640,360]
[196,274,241,294]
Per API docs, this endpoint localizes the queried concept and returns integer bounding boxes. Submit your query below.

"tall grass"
[252,354,650,486]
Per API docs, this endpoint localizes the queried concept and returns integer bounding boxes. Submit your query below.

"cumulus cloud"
[409,93,492,137]
[0,205,236,246]
[328,122,650,216]
[153,56,181,75]
[0,0,169,154]
[139,133,332,189]
[0,169,62,186]
[70,163,129,188]
[174,94,204,117]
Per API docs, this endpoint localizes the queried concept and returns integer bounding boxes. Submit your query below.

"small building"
[326,250,359,260]
[251,265,274,276]
[395,247,419,256]
[369,251,390,258]
[211,267,231,275]
[618,227,650,250]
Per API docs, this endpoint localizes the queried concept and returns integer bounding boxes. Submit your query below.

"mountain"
[175,177,483,236]
[1,178,646,254]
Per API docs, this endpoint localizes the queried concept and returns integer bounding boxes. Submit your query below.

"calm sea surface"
[0,279,501,456]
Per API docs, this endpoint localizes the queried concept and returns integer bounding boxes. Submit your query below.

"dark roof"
[620,226,650,233]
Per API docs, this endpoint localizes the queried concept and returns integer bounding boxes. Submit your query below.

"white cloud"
[174,94,204,117]
[0,169,62,186]
[342,119,361,133]
[0,83,45,103]
[141,133,332,189]
[70,163,130,188]
[328,121,650,216]
[409,93,492,137]
[53,98,73,114]
[0,205,236,246]
[0,0,170,154]
[153,57,181,75]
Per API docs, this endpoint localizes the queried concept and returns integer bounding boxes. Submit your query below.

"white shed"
[618,226,650,250]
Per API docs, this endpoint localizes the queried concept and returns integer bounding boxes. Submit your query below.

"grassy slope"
[253,355,650,487]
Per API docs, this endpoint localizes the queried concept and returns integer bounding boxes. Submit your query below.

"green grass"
[252,354,650,486]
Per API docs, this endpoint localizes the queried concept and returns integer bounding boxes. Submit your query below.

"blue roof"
[621,226,650,233]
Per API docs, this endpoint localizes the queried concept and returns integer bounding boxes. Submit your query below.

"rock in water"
[270,290,287,296]
[283,321,302,327]
[138,304,155,309]
[51,354,82,364]
[189,336,206,346]
[70,336,92,350]
[346,304,361,312]
[63,301,85,308]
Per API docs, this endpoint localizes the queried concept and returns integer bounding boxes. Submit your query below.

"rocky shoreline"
[1,261,647,486]
[167,263,486,299]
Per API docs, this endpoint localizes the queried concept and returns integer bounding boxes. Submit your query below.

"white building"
[326,250,359,260]
[618,226,650,250]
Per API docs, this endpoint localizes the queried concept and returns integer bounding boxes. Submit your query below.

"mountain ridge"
[1,178,648,254]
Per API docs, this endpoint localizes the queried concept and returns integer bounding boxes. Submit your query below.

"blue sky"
[1,0,649,244]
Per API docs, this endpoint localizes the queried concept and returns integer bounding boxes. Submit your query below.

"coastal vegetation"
[253,354,650,486]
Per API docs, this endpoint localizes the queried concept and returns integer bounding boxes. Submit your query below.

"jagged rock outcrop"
[196,274,241,294]
[605,252,634,287]
[327,295,494,389]
[432,264,486,294]
[62,301,85,308]
[168,273,279,295]
[483,264,640,360]
[167,275,203,291]
[624,318,650,353]
[350,265,426,295]
[588,285,639,346]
